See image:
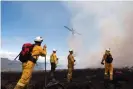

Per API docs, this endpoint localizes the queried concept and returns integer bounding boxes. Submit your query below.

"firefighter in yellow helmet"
[14,36,47,89]
[101,48,113,81]
[67,49,75,82]
[50,49,58,79]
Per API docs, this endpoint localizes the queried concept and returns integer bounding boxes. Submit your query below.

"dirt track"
[1,68,133,89]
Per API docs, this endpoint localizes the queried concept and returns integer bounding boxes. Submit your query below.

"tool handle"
[14,53,20,60]
[44,56,47,88]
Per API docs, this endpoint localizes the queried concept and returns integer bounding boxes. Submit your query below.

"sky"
[65,1,133,68]
[1,1,79,69]
[1,1,71,54]
[1,1,133,69]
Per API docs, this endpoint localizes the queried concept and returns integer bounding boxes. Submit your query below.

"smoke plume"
[64,1,133,68]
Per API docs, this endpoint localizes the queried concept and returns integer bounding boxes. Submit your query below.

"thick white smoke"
[64,1,133,68]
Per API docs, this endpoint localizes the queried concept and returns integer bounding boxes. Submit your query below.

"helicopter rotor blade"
[75,32,82,35]
[64,26,82,35]
[73,29,82,35]
[64,26,73,31]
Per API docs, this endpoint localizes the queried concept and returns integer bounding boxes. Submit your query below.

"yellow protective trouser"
[14,61,35,89]
[67,67,73,82]
[104,63,113,80]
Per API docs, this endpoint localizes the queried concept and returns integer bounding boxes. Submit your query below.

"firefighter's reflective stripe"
[17,82,25,87]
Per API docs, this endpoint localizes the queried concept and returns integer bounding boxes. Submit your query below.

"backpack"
[16,43,35,63]
[105,54,113,63]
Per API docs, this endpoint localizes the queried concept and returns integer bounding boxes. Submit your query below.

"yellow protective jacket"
[15,45,47,87]
[102,52,113,80]
[102,52,112,64]
[50,53,57,64]
[31,45,47,61]
[68,54,75,68]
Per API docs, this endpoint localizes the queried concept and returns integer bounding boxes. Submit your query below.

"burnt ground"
[1,68,133,89]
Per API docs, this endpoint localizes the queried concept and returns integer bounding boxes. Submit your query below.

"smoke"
[64,1,133,68]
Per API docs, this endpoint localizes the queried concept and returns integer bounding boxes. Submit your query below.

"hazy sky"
[1,1,133,69]
[1,1,76,69]
[1,1,71,55]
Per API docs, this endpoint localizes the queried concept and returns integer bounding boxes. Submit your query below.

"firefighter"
[14,36,47,89]
[67,49,75,82]
[50,49,58,79]
[101,48,113,81]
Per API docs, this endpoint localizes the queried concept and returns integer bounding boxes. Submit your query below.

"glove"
[43,44,47,48]
[101,62,104,65]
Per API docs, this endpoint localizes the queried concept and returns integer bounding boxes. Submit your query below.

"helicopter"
[64,26,81,35]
